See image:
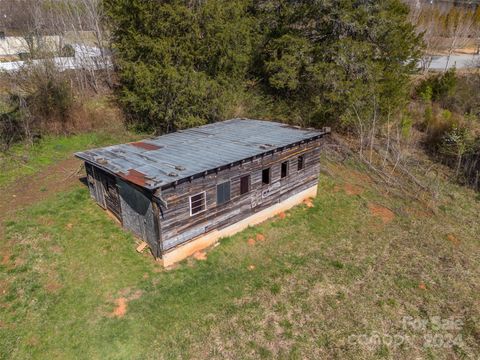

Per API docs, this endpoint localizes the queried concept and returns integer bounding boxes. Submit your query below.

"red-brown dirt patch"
[447,234,461,247]
[256,233,266,242]
[0,157,83,247]
[1,252,10,266]
[368,203,395,224]
[0,158,83,269]
[110,289,143,318]
[343,183,364,196]
[278,212,286,220]
[0,157,82,219]
[112,298,128,318]
[0,250,16,270]
[247,238,256,246]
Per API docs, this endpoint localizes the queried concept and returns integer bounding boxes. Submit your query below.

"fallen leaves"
[278,212,286,220]
[247,265,255,271]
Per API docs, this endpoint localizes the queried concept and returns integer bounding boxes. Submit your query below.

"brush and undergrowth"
[0,93,142,188]
[1,141,479,359]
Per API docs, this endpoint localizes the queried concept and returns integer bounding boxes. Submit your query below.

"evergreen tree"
[105,0,422,132]
[104,0,255,133]
[253,0,422,127]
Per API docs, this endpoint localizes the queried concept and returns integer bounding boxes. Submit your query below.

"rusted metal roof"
[75,118,329,190]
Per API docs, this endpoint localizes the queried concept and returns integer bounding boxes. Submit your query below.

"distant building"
[0,35,60,58]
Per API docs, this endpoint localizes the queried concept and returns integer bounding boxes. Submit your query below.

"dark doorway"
[102,172,122,221]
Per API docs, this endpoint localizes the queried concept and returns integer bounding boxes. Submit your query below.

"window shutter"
[217,181,231,205]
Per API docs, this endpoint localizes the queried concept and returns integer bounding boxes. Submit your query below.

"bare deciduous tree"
[405,1,480,72]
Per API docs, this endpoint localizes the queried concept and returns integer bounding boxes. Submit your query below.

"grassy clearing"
[1,159,479,359]
[0,131,138,188]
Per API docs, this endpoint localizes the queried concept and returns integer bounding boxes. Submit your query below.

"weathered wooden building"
[75,119,329,266]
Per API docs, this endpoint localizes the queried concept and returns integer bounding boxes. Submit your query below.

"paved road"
[421,54,479,70]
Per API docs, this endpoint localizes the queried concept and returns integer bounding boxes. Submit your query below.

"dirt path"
[0,157,83,241]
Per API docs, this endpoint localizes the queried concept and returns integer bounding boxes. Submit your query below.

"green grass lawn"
[1,160,479,359]
[0,131,139,188]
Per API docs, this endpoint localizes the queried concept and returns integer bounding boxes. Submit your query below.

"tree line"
[104,0,422,134]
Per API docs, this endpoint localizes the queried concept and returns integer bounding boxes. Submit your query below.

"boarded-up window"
[262,168,271,185]
[281,161,288,178]
[217,181,231,205]
[190,192,206,216]
[298,155,305,171]
[240,175,250,195]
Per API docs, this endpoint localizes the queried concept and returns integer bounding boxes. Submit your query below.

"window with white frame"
[189,192,206,216]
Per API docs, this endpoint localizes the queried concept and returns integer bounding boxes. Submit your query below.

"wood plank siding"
[85,164,160,256]
[158,138,322,254]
